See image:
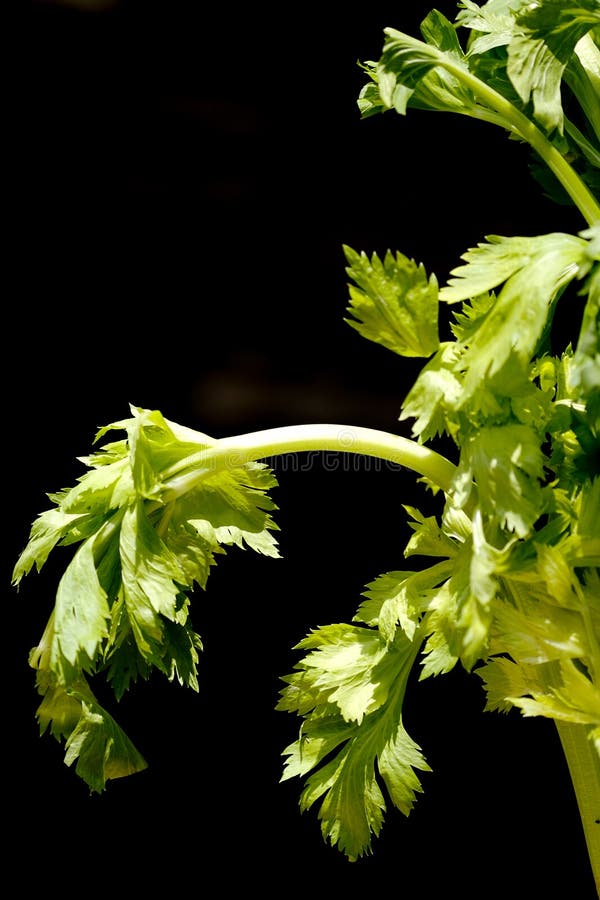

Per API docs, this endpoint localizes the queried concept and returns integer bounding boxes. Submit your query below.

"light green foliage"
[13,0,600,875]
[275,0,599,860]
[278,622,429,860]
[14,405,279,790]
[360,2,600,207]
[343,246,439,357]
[439,232,585,304]
[458,1,600,133]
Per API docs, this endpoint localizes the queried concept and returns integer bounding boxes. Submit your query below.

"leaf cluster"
[13,407,279,789]
[12,0,600,866]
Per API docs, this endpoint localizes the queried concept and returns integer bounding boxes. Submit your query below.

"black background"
[9,1,594,894]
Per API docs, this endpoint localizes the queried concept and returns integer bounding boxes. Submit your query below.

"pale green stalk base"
[556,721,600,897]
[161,423,458,500]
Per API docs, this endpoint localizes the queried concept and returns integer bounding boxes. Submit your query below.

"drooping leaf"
[278,624,397,724]
[421,513,514,671]
[12,508,89,583]
[51,534,111,678]
[64,695,148,793]
[15,407,281,788]
[279,623,429,860]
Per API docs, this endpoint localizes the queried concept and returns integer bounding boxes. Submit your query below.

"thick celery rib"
[556,722,600,897]
[161,424,458,499]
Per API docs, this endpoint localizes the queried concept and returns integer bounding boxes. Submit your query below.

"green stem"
[556,721,600,897]
[160,423,458,500]
[447,62,600,226]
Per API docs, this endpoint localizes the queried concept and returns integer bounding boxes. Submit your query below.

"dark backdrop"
[10,1,593,894]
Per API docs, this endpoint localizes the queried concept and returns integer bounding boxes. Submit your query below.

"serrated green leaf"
[422,514,511,671]
[477,655,551,712]
[399,343,463,441]
[299,740,387,861]
[489,593,586,664]
[449,290,497,340]
[456,0,524,54]
[454,423,548,535]
[354,564,450,643]
[104,631,152,700]
[419,592,459,679]
[536,543,586,608]
[78,438,129,467]
[455,238,584,401]
[119,501,185,666]
[163,521,219,590]
[55,456,132,515]
[479,655,600,727]
[96,405,215,502]
[403,505,461,559]
[279,625,428,860]
[162,617,202,691]
[343,246,439,358]
[513,659,600,724]
[12,508,87,584]
[34,670,84,740]
[51,533,111,679]
[378,722,432,815]
[279,624,397,724]
[179,461,280,558]
[440,232,585,303]
[441,503,474,543]
[280,714,352,780]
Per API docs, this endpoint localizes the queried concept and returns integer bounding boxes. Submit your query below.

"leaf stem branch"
[160,424,458,500]
[387,36,600,226]
[452,63,600,226]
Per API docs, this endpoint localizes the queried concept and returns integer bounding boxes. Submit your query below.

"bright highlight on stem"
[442,59,600,227]
[557,722,600,895]
[161,424,458,500]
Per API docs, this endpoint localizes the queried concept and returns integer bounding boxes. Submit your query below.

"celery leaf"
[279,623,428,860]
[507,0,600,133]
[14,408,280,785]
[344,246,439,357]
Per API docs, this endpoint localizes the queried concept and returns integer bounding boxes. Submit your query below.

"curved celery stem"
[391,38,600,226]
[453,67,600,226]
[556,722,600,897]
[160,424,458,500]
